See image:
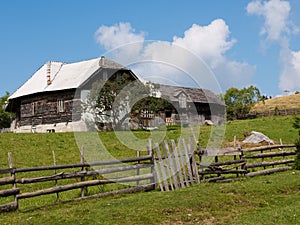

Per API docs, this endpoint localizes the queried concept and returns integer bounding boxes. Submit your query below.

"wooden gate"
[152,138,199,191]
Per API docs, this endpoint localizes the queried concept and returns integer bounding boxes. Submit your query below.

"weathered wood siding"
[17,90,79,126]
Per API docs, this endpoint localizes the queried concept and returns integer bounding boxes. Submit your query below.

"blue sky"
[1,0,300,97]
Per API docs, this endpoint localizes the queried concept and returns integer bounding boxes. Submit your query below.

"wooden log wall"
[18,90,77,126]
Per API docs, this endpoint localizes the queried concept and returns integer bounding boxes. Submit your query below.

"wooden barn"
[158,85,225,125]
[6,57,139,133]
[6,57,225,133]
[140,85,225,128]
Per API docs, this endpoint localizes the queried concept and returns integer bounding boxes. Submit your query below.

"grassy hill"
[0,116,298,168]
[0,116,299,224]
[251,93,300,114]
[0,170,299,225]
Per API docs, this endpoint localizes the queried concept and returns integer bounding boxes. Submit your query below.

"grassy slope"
[0,116,298,168]
[0,171,299,225]
[0,115,299,224]
[251,94,300,113]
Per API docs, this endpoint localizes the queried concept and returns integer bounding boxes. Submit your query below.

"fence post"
[147,139,156,188]
[136,150,140,187]
[80,146,85,197]
[8,152,18,210]
[52,151,59,201]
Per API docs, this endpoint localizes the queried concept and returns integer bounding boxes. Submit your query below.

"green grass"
[0,115,299,224]
[0,171,299,225]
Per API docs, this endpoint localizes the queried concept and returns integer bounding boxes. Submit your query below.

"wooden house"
[6,57,139,133]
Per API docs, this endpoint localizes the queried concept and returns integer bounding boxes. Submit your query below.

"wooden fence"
[0,149,155,212]
[153,138,199,191]
[250,108,300,118]
[0,139,297,212]
[196,144,296,182]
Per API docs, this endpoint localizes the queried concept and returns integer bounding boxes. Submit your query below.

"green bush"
[294,139,300,170]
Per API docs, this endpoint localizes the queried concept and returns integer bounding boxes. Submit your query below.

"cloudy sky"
[0,0,299,96]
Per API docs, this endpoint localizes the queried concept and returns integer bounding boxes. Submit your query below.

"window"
[57,100,65,113]
[31,102,36,116]
[103,70,108,80]
[178,93,187,108]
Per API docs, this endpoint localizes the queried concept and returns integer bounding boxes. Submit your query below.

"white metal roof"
[9,57,126,99]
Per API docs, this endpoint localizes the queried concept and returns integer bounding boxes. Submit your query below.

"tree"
[0,92,13,129]
[83,73,153,130]
[292,116,300,136]
[224,86,261,120]
[292,116,300,170]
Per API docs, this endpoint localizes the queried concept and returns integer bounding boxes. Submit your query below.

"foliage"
[294,139,300,170]
[292,116,300,169]
[131,95,174,118]
[292,116,300,135]
[0,92,13,129]
[84,73,151,130]
[224,85,262,120]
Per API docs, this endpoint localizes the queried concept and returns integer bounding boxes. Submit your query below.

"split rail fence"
[196,144,296,182]
[0,149,155,212]
[0,138,297,212]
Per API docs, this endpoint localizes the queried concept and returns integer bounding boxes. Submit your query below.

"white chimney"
[47,61,51,85]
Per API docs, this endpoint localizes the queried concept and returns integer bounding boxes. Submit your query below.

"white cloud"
[173,19,235,66]
[172,19,255,90]
[95,20,255,92]
[95,22,145,50]
[279,47,300,92]
[246,0,295,41]
[247,0,300,92]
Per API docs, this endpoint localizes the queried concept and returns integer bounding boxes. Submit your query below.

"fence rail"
[0,150,155,212]
[196,144,296,182]
[0,140,297,213]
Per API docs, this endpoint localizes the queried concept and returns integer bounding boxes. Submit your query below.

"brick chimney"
[99,56,105,67]
[47,61,51,85]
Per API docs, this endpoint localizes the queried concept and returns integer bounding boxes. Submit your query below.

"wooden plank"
[161,142,174,191]
[199,169,248,175]
[209,159,246,167]
[155,143,169,191]
[80,146,85,198]
[75,184,155,201]
[16,164,152,184]
[14,155,152,173]
[171,140,185,188]
[0,168,13,175]
[246,159,295,169]
[164,140,179,189]
[0,176,15,185]
[196,147,241,156]
[177,139,190,187]
[242,144,295,153]
[154,159,164,191]
[147,139,155,186]
[188,138,200,183]
[182,138,194,185]
[0,188,20,197]
[246,166,292,177]
[17,173,154,200]
[243,151,296,159]
[0,202,18,212]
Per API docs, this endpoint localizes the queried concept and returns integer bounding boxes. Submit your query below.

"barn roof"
[9,57,126,100]
[8,57,224,107]
[158,84,225,105]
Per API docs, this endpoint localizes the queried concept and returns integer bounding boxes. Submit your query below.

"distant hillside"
[251,94,300,114]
